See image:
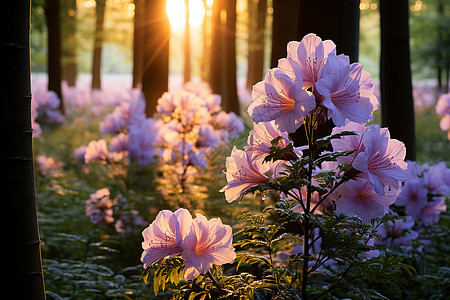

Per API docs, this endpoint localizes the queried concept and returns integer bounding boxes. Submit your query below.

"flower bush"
[139,34,450,299]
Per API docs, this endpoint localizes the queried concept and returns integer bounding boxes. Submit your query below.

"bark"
[380,0,416,160]
[287,0,360,147]
[132,0,144,88]
[2,1,45,298]
[141,0,170,117]
[62,0,77,87]
[246,0,267,90]
[91,0,106,90]
[297,0,360,63]
[209,0,240,115]
[270,0,299,68]
[45,0,64,112]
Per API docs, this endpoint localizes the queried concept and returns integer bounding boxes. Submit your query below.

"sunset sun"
[166,0,206,30]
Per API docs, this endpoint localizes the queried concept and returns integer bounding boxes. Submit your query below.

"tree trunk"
[91,0,106,90]
[62,0,77,87]
[270,0,299,68]
[2,1,45,298]
[246,0,267,90]
[132,0,144,88]
[184,0,191,83]
[45,0,64,112]
[380,0,416,160]
[288,0,360,146]
[141,0,170,117]
[201,0,212,82]
[209,0,240,115]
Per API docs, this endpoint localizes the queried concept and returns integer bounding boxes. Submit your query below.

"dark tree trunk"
[270,0,299,68]
[209,0,240,115]
[141,0,170,117]
[297,0,360,62]
[45,0,64,112]
[91,0,106,90]
[201,0,212,82]
[2,1,45,298]
[246,0,267,90]
[380,0,416,160]
[184,0,191,83]
[62,0,77,87]
[132,0,144,88]
[287,0,360,146]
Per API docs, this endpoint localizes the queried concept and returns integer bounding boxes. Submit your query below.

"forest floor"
[32,74,449,299]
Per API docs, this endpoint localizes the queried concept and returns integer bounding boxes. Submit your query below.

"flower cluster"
[85,188,146,233]
[435,92,450,140]
[394,161,449,225]
[78,81,244,170]
[140,208,235,280]
[249,33,378,132]
[223,33,406,224]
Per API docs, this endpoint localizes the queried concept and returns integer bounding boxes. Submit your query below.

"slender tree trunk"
[288,0,360,146]
[270,0,299,68]
[91,0,106,90]
[380,0,416,160]
[62,0,77,87]
[184,0,191,83]
[246,0,267,90]
[210,0,240,115]
[141,0,170,116]
[132,0,144,88]
[2,1,45,298]
[201,0,212,82]
[45,0,64,112]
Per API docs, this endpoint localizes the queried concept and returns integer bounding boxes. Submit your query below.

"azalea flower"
[315,53,378,126]
[181,214,235,280]
[128,118,161,165]
[335,178,399,223]
[249,68,316,133]
[377,216,418,248]
[352,124,408,195]
[278,33,336,89]
[418,197,447,225]
[245,121,301,161]
[220,147,274,202]
[435,92,450,139]
[214,111,245,139]
[141,208,193,268]
[85,188,114,225]
[394,178,428,217]
[84,139,109,163]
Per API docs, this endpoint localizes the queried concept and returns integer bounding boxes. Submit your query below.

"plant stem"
[301,116,316,299]
[206,270,223,292]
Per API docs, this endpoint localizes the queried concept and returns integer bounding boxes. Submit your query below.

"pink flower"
[330,121,367,166]
[214,111,245,139]
[352,124,408,195]
[418,197,447,225]
[377,216,418,248]
[395,178,428,217]
[249,68,316,133]
[220,147,274,202]
[335,179,399,223]
[84,139,109,163]
[278,33,336,89]
[245,121,302,161]
[314,53,378,126]
[436,93,450,139]
[181,214,235,280]
[141,208,193,268]
[85,188,114,225]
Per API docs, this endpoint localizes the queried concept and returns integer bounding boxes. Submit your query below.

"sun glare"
[166,0,206,30]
